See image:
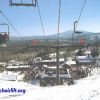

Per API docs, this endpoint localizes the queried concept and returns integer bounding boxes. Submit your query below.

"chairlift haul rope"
[0,10,22,37]
[36,0,49,45]
[75,0,87,29]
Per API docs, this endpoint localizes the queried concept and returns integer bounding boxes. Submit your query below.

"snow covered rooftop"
[76,56,94,63]
[76,56,88,59]
[7,65,29,69]
[37,58,65,63]
[84,51,91,54]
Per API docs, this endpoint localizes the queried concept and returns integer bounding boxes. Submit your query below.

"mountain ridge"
[10,30,100,40]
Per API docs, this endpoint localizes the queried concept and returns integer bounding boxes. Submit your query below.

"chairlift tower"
[9,0,37,7]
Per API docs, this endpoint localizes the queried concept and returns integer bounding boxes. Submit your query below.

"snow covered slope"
[0,69,100,100]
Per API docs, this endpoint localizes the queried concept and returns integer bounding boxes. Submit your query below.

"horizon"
[10,30,100,38]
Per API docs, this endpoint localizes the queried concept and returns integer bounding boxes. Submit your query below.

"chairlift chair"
[9,0,37,7]
[0,32,9,47]
[72,32,85,46]
[0,23,9,46]
[72,21,86,47]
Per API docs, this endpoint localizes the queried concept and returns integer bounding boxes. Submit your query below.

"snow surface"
[0,69,100,100]
[0,71,17,81]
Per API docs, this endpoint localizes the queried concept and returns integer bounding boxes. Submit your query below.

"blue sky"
[0,0,100,36]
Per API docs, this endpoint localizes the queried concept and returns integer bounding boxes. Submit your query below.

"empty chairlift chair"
[72,21,86,47]
[9,0,37,7]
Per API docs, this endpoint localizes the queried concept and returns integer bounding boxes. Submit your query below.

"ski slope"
[0,69,100,100]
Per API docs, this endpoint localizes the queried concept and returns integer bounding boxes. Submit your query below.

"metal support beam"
[56,0,61,85]
[56,47,60,85]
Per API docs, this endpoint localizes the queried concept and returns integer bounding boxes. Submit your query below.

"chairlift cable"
[72,0,87,47]
[35,1,49,45]
[75,0,87,29]
[0,10,22,37]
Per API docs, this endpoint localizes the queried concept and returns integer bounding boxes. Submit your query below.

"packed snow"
[0,69,100,100]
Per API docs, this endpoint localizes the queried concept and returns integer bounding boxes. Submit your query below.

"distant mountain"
[47,30,94,39]
[9,30,100,45]
[10,36,44,41]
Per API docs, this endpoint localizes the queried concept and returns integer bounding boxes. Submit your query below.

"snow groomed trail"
[0,69,100,100]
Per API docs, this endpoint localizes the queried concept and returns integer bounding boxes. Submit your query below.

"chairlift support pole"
[56,0,62,85]
[56,46,60,85]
